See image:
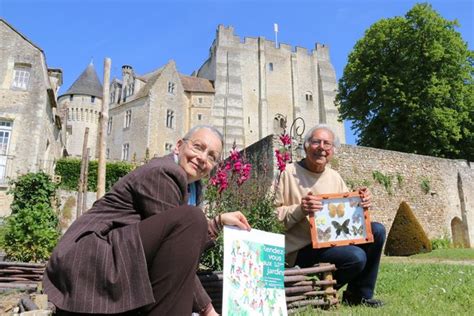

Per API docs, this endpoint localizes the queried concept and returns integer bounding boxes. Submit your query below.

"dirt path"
[381,256,474,266]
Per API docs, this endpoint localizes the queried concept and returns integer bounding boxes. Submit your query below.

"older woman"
[44,125,250,315]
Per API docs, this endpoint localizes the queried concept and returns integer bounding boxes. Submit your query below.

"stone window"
[198,114,202,121]
[67,109,71,121]
[168,82,176,94]
[0,120,12,155]
[110,91,115,104]
[165,143,173,152]
[0,120,12,183]
[70,95,74,101]
[91,96,95,103]
[198,97,203,104]
[268,63,274,72]
[124,110,132,129]
[106,148,110,160]
[166,110,174,128]
[12,65,31,90]
[122,143,130,161]
[107,117,113,135]
[305,92,313,102]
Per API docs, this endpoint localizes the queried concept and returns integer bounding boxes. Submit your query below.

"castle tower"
[196,25,345,153]
[58,62,103,158]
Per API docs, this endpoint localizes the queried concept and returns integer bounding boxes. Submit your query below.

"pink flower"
[230,150,240,162]
[233,161,242,172]
[280,134,291,146]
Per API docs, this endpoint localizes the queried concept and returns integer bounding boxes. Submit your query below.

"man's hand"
[359,187,372,208]
[220,211,251,231]
[301,192,323,214]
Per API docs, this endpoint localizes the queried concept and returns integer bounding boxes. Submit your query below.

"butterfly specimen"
[349,199,360,208]
[332,219,350,238]
[328,203,345,218]
[317,227,331,241]
[352,212,363,224]
[315,216,327,226]
[352,225,364,236]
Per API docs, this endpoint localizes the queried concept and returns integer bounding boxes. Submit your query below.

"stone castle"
[59,25,345,160]
[1,18,472,249]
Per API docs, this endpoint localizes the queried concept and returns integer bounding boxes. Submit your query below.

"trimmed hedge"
[384,201,432,256]
[55,158,135,192]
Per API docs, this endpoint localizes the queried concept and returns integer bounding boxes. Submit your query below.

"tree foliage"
[337,3,473,160]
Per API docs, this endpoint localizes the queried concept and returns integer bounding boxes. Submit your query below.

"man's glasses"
[308,138,334,150]
[183,138,220,166]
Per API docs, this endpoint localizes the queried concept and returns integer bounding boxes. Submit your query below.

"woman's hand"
[359,187,372,208]
[220,211,251,231]
[301,192,323,214]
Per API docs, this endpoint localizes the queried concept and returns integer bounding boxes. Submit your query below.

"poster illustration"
[223,226,287,316]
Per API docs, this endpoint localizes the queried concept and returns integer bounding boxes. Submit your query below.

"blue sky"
[1,0,472,144]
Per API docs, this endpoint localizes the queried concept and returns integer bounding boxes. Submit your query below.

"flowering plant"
[200,133,291,271]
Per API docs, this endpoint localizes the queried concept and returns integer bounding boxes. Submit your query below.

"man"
[44,125,250,315]
[275,124,386,307]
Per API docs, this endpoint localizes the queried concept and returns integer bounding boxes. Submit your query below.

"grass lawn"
[293,249,474,315]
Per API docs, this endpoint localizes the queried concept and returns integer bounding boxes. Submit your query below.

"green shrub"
[385,201,432,256]
[55,158,134,192]
[2,203,60,262]
[2,172,60,262]
[431,236,452,250]
[8,171,58,213]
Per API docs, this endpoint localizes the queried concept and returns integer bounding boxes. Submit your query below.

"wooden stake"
[82,148,90,213]
[77,127,89,218]
[97,58,111,199]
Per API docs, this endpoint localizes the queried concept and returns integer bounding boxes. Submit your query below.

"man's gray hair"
[183,125,224,147]
[303,124,340,149]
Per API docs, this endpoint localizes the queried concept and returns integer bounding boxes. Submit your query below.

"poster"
[222,226,287,316]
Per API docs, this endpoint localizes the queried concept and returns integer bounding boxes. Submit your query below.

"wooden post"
[82,148,90,213]
[97,58,111,199]
[77,127,89,218]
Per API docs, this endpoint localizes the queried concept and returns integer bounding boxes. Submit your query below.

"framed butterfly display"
[309,192,374,249]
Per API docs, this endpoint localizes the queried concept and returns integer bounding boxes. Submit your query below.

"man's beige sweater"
[275,161,348,266]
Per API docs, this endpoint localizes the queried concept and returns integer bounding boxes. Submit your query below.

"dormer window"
[12,64,31,90]
[168,82,176,94]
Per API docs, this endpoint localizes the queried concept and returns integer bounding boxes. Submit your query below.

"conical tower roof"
[62,63,103,98]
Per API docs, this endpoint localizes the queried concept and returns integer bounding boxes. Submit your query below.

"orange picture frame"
[309,192,374,249]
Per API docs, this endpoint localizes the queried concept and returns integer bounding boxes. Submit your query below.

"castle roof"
[62,63,103,98]
[179,75,214,93]
[133,67,164,99]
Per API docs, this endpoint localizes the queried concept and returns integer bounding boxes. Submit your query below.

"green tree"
[337,3,473,160]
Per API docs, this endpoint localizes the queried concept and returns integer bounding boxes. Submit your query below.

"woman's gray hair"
[183,125,224,147]
[303,124,340,149]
